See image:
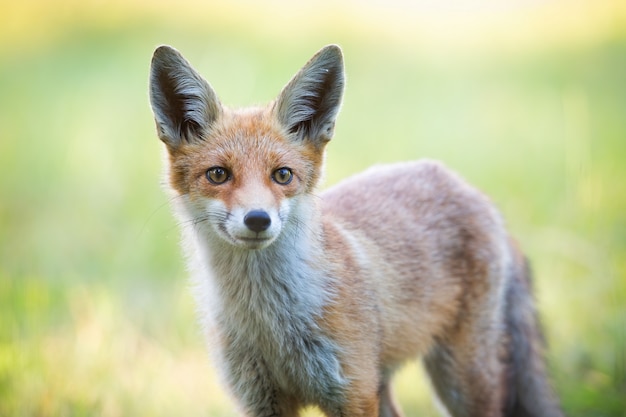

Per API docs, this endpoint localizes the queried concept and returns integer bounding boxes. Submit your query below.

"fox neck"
[182,193,332,329]
[180,194,346,400]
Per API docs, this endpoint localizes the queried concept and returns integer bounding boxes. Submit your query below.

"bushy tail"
[504,255,564,417]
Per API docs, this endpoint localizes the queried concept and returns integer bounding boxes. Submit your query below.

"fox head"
[149,45,345,250]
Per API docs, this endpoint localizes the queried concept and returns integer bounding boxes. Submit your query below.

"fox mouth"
[233,235,275,249]
[239,236,270,242]
[214,222,276,249]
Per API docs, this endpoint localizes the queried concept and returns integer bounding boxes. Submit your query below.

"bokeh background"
[1,0,625,416]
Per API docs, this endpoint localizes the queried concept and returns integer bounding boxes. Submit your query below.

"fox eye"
[206,167,231,185]
[272,167,293,185]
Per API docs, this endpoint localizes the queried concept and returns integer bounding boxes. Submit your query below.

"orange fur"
[149,44,563,417]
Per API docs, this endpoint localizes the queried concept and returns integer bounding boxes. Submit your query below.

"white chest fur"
[180,200,347,406]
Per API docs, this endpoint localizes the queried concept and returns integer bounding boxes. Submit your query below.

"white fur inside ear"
[149,46,221,146]
[275,45,345,145]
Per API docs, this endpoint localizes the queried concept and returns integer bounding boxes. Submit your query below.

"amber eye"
[206,167,231,185]
[272,167,293,185]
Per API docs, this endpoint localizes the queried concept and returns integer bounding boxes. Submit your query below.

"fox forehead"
[166,108,323,195]
[208,108,295,163]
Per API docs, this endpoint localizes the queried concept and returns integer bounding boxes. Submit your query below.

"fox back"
[149,45,563,417]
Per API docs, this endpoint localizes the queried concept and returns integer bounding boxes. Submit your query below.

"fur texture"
[149,44,563,417]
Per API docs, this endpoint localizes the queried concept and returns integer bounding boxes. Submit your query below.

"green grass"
[1,5,625,416]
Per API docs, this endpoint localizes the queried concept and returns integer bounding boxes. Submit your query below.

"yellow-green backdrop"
[1,1,625,416]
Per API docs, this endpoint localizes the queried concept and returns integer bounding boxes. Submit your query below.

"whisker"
[174,209,231,237]
[135,193,191,240]
[309,192,324,202]
[285,210,318,241]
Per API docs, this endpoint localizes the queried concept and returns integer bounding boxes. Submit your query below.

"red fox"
[149,44,563,417]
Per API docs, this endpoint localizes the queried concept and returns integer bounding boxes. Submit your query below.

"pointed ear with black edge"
[149,45,221,148]
[274,45,345,147]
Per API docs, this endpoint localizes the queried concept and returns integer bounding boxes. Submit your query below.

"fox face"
[149,46,344,250]
[166,111,320,249]
[193,134,301,250]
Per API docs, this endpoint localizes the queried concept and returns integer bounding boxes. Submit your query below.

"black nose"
[244,210,271,233]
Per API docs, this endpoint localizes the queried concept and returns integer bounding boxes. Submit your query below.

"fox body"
[149,45,562,417]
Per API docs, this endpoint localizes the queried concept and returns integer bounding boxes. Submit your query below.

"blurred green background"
[1,0,625,416]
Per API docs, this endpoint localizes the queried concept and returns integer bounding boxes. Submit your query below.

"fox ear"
[149,45,221,148]
[274,45,345,146]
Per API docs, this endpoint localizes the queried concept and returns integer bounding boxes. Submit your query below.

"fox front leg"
[224,355,298,417]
